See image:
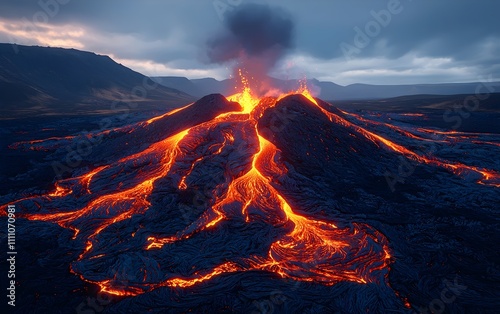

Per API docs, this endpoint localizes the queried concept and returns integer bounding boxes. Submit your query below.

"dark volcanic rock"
[258,94,398,185]
[1,92,499,314]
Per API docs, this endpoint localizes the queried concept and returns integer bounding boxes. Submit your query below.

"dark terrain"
[0,44,194,118]
[1,92,499,313]
[0,46,499,313]
[153,75,500,101]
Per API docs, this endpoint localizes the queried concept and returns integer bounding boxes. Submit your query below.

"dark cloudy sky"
[0,0,498,85]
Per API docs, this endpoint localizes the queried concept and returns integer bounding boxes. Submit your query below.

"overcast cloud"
[0,0,498,85]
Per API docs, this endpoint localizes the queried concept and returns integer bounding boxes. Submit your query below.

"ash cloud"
[206,3,295,91]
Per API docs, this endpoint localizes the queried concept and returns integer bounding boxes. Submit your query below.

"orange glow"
[144,74,391,291]
[227,69,261,113]
[294,78,318,105]
[342,111,445,143]
[314,106,500,188]
[165,262,242,288]
[47,183,73,197]
[146,129,390,290]
[142,103,194,126]
[2,70,497,298]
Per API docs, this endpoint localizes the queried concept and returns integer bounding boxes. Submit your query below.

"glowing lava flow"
[2,72,498,298]
[143,85,390,291]
[9,103,195,151]
[246,136,390,285]
[147,132,390,288]
[311,104,500,187]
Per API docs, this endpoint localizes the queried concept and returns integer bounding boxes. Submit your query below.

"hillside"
[153,75,500,101]
[0,44,194,118]
[2,92,499,312]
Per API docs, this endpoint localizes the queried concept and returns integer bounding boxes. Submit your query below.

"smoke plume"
[206,3,295,94]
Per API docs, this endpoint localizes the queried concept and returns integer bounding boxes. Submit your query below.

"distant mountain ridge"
[152,76,500,100]
[2,43,499,119]
[0,44,194,118]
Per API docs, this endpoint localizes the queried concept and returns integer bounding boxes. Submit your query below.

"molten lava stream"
[2,72,498,300]
[310,101,500,187]
[247,136,390,285]
[2,128,192,274]
[8,102,194,151]
[341,111,448,143]
[2,77,391,296]
[146,90,391,291]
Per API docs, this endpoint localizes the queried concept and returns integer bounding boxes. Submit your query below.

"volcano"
[1,77,500,313]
